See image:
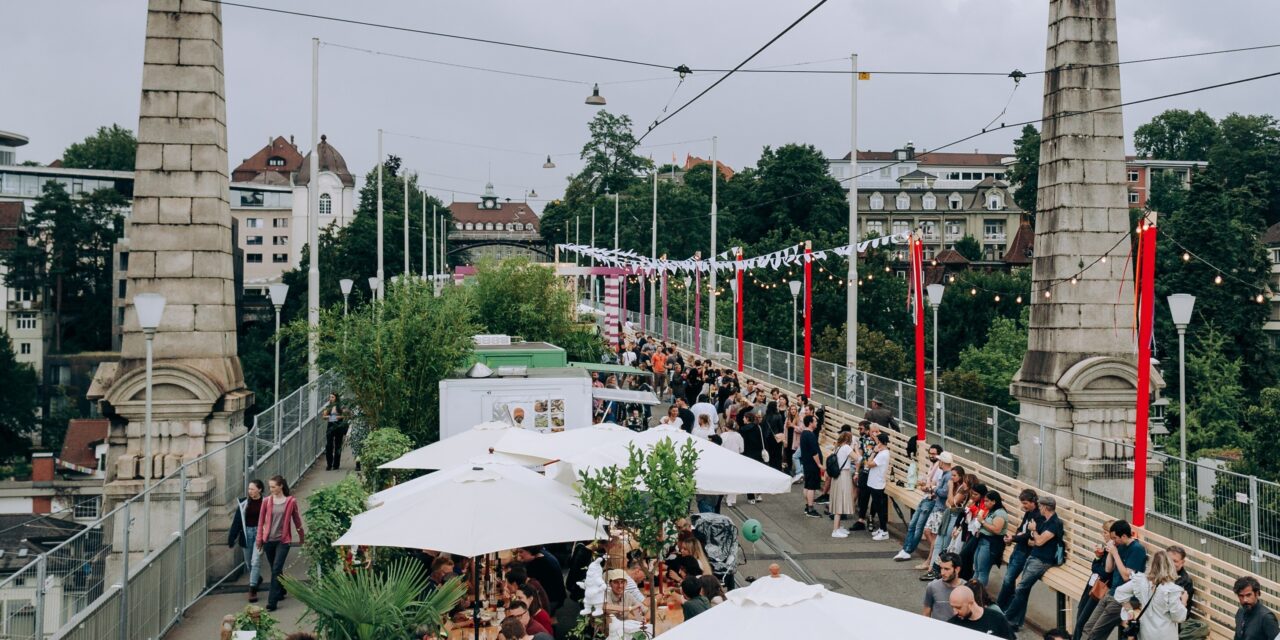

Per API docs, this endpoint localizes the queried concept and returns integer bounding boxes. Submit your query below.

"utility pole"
[846,53,860,380]
[307,37,319,385]
[421,191,427,276]
[403,173,410,277]
[376,128,384,300]
[709,136,718,351]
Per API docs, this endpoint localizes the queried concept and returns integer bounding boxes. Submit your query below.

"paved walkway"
[165,454,352,640]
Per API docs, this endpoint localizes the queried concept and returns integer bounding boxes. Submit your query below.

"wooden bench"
[670,351,1266,640]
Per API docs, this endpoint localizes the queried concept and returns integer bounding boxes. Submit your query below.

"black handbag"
[1121,588,1156,639]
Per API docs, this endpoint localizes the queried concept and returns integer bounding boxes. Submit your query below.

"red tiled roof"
[683,155,735,180]
[59,419,108,470]
[232,136,304,183]
[449,201,540,230]
[1003,219,1034,265]
[0,201,21,251]
[934,248,970,265]
[1264,222,1280,246]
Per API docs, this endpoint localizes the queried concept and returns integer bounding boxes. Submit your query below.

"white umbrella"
[336,462,603,555]
[368,453,565,506]
[561,425,792,496]
[658,569,993,639]
[493,422,638,462]
[380,421,553,470]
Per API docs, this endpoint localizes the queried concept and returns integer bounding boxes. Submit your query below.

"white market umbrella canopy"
[560,425,791,496]
[494,422,638,462]
[381,421,554,470]
[368,453,566,506]
[337,463,603,556]
[659,570,994,639]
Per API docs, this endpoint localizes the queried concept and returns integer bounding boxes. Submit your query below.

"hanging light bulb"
[948,275,956,284]
[1070,276,1078,285]
[994,294,1001,302]
[1015,295,1023,304]
[1100,256,1108,263]
[1257,294,1266,303]
[1214,274,1223,285]
[1044,290,1052,299]
[1182,252,1191,262]
[884,266,891,273]
[867,273,874,281]
[970,288,977,296]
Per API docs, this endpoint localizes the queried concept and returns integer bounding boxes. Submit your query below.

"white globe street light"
[789,281,802,381]
[926,284,945,431]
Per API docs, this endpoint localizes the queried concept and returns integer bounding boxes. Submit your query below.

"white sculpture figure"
[579,558,606,616]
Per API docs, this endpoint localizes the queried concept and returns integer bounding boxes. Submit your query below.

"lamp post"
[789,280,801,381]
[926,283,945,436]
[339,278,353,347]
[1168,293,1195,522]
[269,283,289,409]
[376,128,384,301]
[134,292,165,555]
[368,277,380,305]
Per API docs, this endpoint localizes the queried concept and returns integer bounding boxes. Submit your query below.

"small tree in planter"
[576,438,698,633]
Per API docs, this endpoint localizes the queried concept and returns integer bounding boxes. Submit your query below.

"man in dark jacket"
[864,398,899,432]
[1234,575,1278,640]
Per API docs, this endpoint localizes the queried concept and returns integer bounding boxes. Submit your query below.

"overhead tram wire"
[718,67,1280,217]
[634,0,830,143]
[210,0,673,69]
[322,41,590,85]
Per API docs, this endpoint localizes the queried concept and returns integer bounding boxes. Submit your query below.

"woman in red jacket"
[256,474,305,611]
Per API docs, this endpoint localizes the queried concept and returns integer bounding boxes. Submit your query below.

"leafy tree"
[470,257,606,361]
[291,278,477,447]
[1206,113,1280,226]
[1006,125,1040,218]
[723,143,847,246]
[2,182,126,352]
[1134,109,1218,161]
[0,329,38,462]
[935,269,1029,370]
[1241,387,1280,481]
[572,110,652,199]
[576,438,698,626]
[61,124,137,171]
[1182,328,1245,453]
[813,324,910,380]
[953,235,983,262]
[948,310,1029,411]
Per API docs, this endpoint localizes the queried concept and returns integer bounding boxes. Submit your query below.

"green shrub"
[357,428,415,493]
[301,474,369,579]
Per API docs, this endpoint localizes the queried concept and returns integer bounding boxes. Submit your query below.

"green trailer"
[469,341,567,369]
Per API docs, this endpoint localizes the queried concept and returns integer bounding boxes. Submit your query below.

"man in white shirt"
[621,344,637,367]
[689,394,719,429]
[864,432,892,541]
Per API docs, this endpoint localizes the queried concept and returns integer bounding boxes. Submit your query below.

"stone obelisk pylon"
[1010,0,1161,501]
[90,0,251,574]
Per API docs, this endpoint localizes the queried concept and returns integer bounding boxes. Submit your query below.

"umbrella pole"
[473,557,480,640]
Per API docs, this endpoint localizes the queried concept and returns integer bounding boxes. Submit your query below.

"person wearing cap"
[864,398,900,432]
[603,568,647,623]
[1004,495,1064,632]
[896,444,949,561]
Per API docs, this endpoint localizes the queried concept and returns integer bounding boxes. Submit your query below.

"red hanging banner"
[735,249,744,373]
[910,236,927,444]
[1133,222,1157,527]
[804,241,813,397]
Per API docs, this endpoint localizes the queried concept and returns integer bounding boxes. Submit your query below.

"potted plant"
[232,605,284,640]
[280,559,465,640]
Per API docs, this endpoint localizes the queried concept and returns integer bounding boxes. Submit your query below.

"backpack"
[1054,535,1068,566]
[825,451,846,477]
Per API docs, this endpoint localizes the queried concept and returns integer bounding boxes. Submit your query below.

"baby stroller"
[691,513,741,590]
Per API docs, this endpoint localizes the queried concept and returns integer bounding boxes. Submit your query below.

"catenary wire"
[634,0,830,143]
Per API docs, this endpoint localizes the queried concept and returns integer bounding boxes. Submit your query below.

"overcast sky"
[5,1,1280,208]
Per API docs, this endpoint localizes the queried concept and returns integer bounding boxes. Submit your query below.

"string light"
[1183,252,1191,262]
[1044,290,1051,299]
[1070,276,1078,285]
[970,288,977,296]
[1214,274,1223,285]
[994,294,1001,302]
[1256,294,1266,303]
[1015,295,1022,304]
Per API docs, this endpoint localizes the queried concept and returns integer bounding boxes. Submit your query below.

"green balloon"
[741,518,763,542]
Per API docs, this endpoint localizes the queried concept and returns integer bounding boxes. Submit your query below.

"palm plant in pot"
[280,559,465,640]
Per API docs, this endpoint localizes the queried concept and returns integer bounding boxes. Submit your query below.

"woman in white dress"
[829,431,858,538]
